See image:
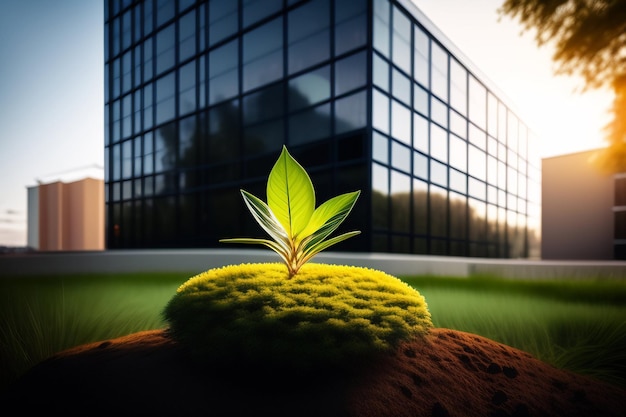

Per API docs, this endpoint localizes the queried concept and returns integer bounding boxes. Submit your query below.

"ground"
[1,328,624,417]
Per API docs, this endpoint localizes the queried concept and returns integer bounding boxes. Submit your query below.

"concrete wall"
[542,150,614,260]
[1,249,625,280]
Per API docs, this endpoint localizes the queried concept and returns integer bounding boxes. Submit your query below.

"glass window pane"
[391,100,411,145]
[289,66,331,111]
[413,83,428,115]
[335,90,367,134]
[391,5,411,74]
[155,73,176,125]
[244,119,284,156]
[244,83,284,125]
[449,134,467,172]
[373,0,390,58]
[413,151,428,180]
[431,42,448,101]
[179,61,196,115]
[243,0,282,28]
[209,39,238,104]
[431,160,447,187]
[430,122,448,162]
[392,68,410,105]
[335,12,366,55]
[391,141,410,173]
[288,0,330,73]
[373,131,388,164]
[244,17,283,91]
[373,53,389,92]
[468,145,487,181]
[414,24,429,87]
[449,109,466,139]
[469,75,487,129]
[335,51,366,96]
[391,170,410,232]
[209,0,238,46]
[450,169,466,194]
[289,104,331,145]
[431,96,447,128]
[179,10,196,62]
[413,112,428,153]
[156,23,175,75]
[450,58,467,115]
[373,89,389,134]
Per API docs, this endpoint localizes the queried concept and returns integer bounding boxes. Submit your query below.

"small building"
[542,149,625,260]
[27,177,105,251]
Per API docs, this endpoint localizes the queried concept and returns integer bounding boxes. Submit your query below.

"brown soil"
[1,328,624,417]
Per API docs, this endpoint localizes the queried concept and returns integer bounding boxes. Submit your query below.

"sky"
[0,0,614,247]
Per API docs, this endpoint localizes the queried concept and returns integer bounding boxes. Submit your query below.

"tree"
[498,0,626,172]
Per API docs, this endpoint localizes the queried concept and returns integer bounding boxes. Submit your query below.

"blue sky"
[0,0,612,246]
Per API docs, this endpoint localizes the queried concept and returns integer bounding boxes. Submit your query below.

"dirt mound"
[1,328,624,417]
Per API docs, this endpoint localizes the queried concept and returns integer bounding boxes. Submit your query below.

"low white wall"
[1,249,625,279]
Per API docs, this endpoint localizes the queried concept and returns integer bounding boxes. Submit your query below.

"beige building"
[27,177,105,251]
[542,149,624,260]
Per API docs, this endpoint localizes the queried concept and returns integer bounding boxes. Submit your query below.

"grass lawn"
[1,269,624,392]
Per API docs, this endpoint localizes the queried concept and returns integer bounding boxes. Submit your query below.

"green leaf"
[267,146,315,238]
[233,189,290,248]
[299,190,360,240]
[299,231,361,266]
[218,237,291,265]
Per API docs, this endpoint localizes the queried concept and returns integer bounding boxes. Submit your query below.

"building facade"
[104,0,541,258]
[542,149,625,260]
[27,178,105,251]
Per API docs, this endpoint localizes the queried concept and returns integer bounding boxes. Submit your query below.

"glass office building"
[104,0,541,258]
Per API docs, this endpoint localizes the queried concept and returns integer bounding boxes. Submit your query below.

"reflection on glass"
[414,24,429,87]
[155,121,177,174]
[391,170,410,232]
[288,0,330,73]
[468,177,486,200]
[430,123,448,163]
[414,83,428,115]
[289,67,330,111]
[391,5,411,74]
[487,92,498,137]
[449,191,466,239]
[335,90,366,134]
[431,96,447,127]
[335,51,366,95]
[413,113,428,153]
[392,68,410,105]
[413,151,427,179]
[430,185,447,237]
[373,89,389,134]
[469,75,487,130]
[449,134,467,172]
[243,0,282,27]
[335,10,366,55]
[243,17,283,91]
[372,162,389,230]
[373,53,389,91]
[209,0,238,46]
[468,145,486,181]
[450,110,466,139]
[469,123,486,148]
[179,61,196,115]
[391,141,410,173]
[155,72,176,125]
[143,132,154,175]
[391,100,411,145]
[288,103,331,146]
[450,169,466,194]
[373,0,390,58]
[431,42,448,102]
[245,119,284,156]
[155,24,175,75]
[209,40,238,105]
[373,131,388,164]
[449,58,467,115]
[178,10,196,62]
[413,178,427,234]
[122,140,132,179]
[431,159,447,187]
[244,83,284,125]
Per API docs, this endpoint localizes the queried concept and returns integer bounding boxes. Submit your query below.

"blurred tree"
[498,0,626,172]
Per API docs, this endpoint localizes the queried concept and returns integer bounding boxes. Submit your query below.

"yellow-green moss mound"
[163,262,432,371]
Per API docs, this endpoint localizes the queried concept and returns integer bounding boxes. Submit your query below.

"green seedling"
[220,145,361,276]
